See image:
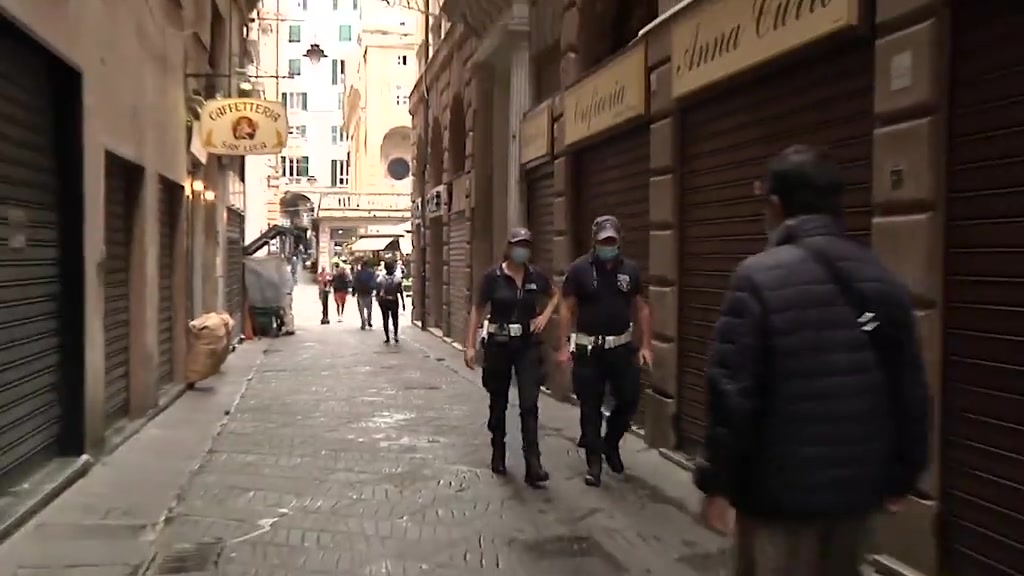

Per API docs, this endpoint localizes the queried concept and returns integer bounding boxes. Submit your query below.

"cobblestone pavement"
[145,284,729,576]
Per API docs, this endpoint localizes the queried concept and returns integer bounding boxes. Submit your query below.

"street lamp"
[304,43,327,64]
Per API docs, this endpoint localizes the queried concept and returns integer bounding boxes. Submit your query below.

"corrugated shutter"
[448,213,470,343]
[526,162,557,275]
[156,180,176,390]
[185,196,195,320]
[0,32,64,479]
[676,41,874,453]
[575,125,651,426]
[943,3,1024,573]
[226,207,244,342]
[104,154,139,424]
[427,219,444,327]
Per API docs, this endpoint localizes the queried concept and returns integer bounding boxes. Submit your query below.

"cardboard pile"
[185,312,235,384]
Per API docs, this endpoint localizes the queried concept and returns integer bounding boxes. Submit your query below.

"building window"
[288,25,301,42]
[280,156,310,178]
[397,54,408,66]
[339,92,346,110]
[288,125,307,139]
[331,59,345,86]
[331,157,350,187]
[282,92,308,111]
[332,0,338,9]
[331,126,347,145]
[394,85,409,106]
[339,25,352,42]
[353,0,359,9]
[296,0,307,10]
[288,59,301,76]
[386,157,411,181]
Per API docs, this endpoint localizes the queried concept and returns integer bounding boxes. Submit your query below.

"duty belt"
[575,330,632,350]
[486,322,524,337]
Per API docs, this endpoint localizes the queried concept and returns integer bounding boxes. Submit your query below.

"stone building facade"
[412,0,1024,574]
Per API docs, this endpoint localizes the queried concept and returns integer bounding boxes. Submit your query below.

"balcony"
[317,193,410,221]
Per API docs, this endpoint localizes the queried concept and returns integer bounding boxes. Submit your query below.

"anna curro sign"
[198,98,289,156]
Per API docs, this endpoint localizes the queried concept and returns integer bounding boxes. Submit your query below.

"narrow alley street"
[146,283,728,575]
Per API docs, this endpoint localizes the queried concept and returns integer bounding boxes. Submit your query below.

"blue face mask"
[508,247,531,264]
[594,245,620,261]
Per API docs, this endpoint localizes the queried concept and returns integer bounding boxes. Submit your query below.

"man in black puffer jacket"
[694,145,929,576]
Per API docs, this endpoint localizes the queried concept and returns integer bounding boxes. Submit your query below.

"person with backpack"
[376,259,405,344]
[352,260,377,330]
[696,145,928,575]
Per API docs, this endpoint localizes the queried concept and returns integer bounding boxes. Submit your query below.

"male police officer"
[558,215,653,487]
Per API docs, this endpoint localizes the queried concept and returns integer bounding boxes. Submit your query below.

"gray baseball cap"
[592,215,621,241]
[507,227,533,243]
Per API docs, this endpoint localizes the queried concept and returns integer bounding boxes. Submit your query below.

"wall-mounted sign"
[199,98,289,156]
[519,102,552,164]
[671,0,859,99]
[564,44,647,146]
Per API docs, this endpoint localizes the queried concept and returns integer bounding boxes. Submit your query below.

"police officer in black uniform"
[464,227,560,487]
[558,215,653,487]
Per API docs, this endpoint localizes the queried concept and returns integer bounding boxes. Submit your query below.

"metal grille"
[157,179,181,390]
[676,40,873,453]
[225,207,244,342]
[448,213,471,345]
[525,162,557,276]
[103,154,141,424]
[943,2,1024,573]
[0,28,64,482]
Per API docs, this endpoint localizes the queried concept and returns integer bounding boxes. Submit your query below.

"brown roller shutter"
[156,180,177,391]
[0,30,65,481]
[943,3,1024,574]
[526,162,557,275]
[226,207,244,342]
[676,41,874,453]
[104,154,140,424]
[448,211,470,343]
[575,126,651,426]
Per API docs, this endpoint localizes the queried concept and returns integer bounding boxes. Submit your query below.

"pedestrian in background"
[316,265,332,325]
[695,145,928,576]
[377,260,405,344]
[465,227,559,487]
[353,259,377,330]
[558,215,652,488]
[331,262,351,322]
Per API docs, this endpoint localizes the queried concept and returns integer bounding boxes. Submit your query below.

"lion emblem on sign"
[232,116,258,140]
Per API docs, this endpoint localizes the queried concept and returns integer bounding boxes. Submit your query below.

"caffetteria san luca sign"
[199,98,289,155]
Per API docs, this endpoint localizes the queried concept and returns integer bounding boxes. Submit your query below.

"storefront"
[564,44,651,425]
[520,101,555,274]
[670,0,873,453]
[942,1,1024,573]
[447,175,472,343]
[425,185,445,329]
[157,178,182,392]
[225,206,244,343]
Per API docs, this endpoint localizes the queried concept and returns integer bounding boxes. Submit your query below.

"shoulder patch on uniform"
[616,273,631,292]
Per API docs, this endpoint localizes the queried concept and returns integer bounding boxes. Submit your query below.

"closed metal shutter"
[575,126,651,426]
[943,3,1024,573]
[526,162,557,275]
[676,41,874,453]
[0,31,64,481]
[427,220,444,327]
[226,207,244,342]
[448,213,470,343]
[157,180,178,390]
[104,154,139,423]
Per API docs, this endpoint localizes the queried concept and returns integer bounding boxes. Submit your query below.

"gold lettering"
[753,0,833,38]
[573,81,628,132]
[680,21,743,75]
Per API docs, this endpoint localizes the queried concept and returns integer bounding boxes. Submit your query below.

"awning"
[349,236,399,252]
[399,237,413,254]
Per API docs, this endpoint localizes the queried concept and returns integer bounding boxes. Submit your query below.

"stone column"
[870,2,947,575]
[507,34,531,228]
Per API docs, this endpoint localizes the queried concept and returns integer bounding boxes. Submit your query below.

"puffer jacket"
[693,214,928,520]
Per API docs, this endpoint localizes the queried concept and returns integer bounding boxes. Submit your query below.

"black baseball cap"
[508,227,533,243]
[592,215,621,241]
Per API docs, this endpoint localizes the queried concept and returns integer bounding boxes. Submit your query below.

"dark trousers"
[378,299,400,338]
[319,289,330,320]
[572,344,641,457]
[482,338,542,456]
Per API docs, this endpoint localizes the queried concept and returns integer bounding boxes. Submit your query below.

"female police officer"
[463,227,559,487]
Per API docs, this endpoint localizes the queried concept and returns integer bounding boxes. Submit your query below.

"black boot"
[584,452,602,487]
[490,443,507,476]
[524,453,549,488]
[603,440,625,475]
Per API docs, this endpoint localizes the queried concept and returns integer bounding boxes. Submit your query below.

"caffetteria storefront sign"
[199,98,289,155]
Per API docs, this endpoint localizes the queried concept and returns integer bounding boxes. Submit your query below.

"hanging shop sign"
[199,98,289,155]
[564,44,647,147]
[671,0,860,99]
[519,101,552,164]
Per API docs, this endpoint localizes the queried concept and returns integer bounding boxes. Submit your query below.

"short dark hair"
[764,145,844,218]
